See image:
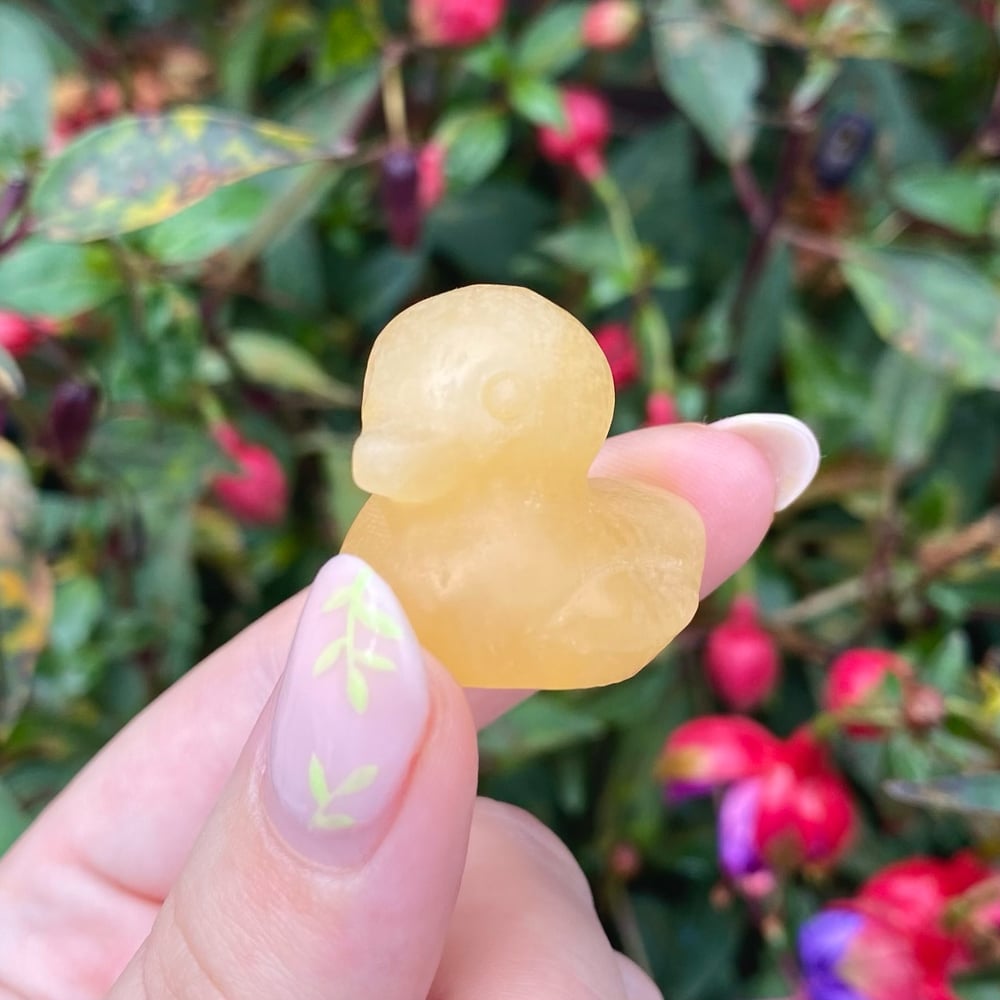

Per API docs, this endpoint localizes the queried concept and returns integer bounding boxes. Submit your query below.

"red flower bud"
[656,715,781,799]
[211,423,288,525]
[411,0,505,46]
[784,0,832,14]
[704,595,780,711]
[582,0,641,49]
[0,311,54,358]
[823,648,911,738]
[593,322,638,388]
[537,87,611,180]
[46,380,100,465]
[417,142,447,211]
[644,390,678,426]
[379,148,422,250]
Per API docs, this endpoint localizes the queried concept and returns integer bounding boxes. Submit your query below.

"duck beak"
[352,430,457,504]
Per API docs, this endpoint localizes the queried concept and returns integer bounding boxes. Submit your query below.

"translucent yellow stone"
[341,285,705,689]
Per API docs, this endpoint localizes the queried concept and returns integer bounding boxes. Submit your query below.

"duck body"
[342,472,704,689]
[339,283,706,690]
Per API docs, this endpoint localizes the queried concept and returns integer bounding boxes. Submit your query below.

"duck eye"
[482,371,525,424]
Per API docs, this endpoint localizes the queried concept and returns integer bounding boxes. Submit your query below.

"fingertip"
[616,954,664,1000]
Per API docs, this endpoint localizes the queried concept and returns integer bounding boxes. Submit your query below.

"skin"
[0,423,778,999]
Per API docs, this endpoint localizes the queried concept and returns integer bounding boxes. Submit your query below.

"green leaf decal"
[346,666,369,714]
[331,763,378,798]
[357,649,396,672]
[313,636,349,676]
[32,107,330,242]
[354,603,403,640]
[311,812,356,830]
[649,0,763,163]
[308,752,332,808]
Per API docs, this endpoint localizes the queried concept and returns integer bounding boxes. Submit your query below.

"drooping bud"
[593,323,639,389]
[0,312,54,358]
[823,648,911,738]
[379,147,422,250]
[537,87,612,180]
[704,595,780,711]
[582,0,641,49]
[417,142,447,211]
[644,390,678,426]
[211,423,288,525]
[46,380,100,465]
[411,0,505,46]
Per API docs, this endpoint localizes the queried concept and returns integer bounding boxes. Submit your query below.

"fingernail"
[265,554,429,867]
[710,413,820,512]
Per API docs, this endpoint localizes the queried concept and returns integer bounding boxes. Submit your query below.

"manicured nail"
[265,554,429,867]
[711,413,820,512]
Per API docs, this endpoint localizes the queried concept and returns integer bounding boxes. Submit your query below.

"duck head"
[353,285,615,504]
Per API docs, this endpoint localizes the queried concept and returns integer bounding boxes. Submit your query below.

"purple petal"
[798,910,867,1000]
[718,778,764,878]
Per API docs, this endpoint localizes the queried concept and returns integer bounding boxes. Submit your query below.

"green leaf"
[478,695,606,767]
[0,778,28,854]
[922,631,971,693]
[283,64,381,144]
[199,330,358,407]
[649,0,763,163]
[308,752,332,807]
[843,247,1000,391]
[331,763,378,798]
[32,108,328,241]
[509,77,567,129]
[48,575,103,653]
[0,4,53,165]
[353,603,403,640]
[220,0,278,111]
[513,3,587,78]
[0,239,122,318]
[320,4,378,75]
[141,176,274,265]
[346,666,369,714]
[312,811,355,830]
[434,107,510,190]
[890,167,1000,237]
[869,349,950,468]
[884,773,1000,817]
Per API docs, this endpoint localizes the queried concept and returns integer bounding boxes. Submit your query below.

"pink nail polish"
[265,554,429,866]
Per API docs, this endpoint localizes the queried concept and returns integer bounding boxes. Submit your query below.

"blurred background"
[1,0,1000,996]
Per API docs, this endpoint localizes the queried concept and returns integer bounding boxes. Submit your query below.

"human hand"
[0,416,818,999]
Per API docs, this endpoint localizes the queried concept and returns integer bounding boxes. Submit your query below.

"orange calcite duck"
[341,285,705,689]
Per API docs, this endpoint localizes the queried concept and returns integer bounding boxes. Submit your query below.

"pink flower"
[704,594,780,711]
[823,648,911,738]
[418,142,447,210]
[644,390,678,426]
[0,311,55,357]
[411,0,504,46]
[211,423,288,525]
[537,87,611,180]
[593,323,638,388]
[582,0,641,50]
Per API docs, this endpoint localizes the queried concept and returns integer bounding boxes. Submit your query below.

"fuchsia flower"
[799,853,998,1000]
[823,648,911,738]
[659,720,857,884]
[582,0,641,49]
[704,594,780,711]
[593,323,638,388]
[411,0,504,46]
[537,87,612,180]
[211,423,288,525]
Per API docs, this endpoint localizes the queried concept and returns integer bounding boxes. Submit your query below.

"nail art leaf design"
[308,752,379,830]
[313,566,401,714]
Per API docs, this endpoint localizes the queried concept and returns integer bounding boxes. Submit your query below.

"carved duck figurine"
[341,285,705,689]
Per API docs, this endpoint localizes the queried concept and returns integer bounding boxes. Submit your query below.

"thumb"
[108,555,478,999]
